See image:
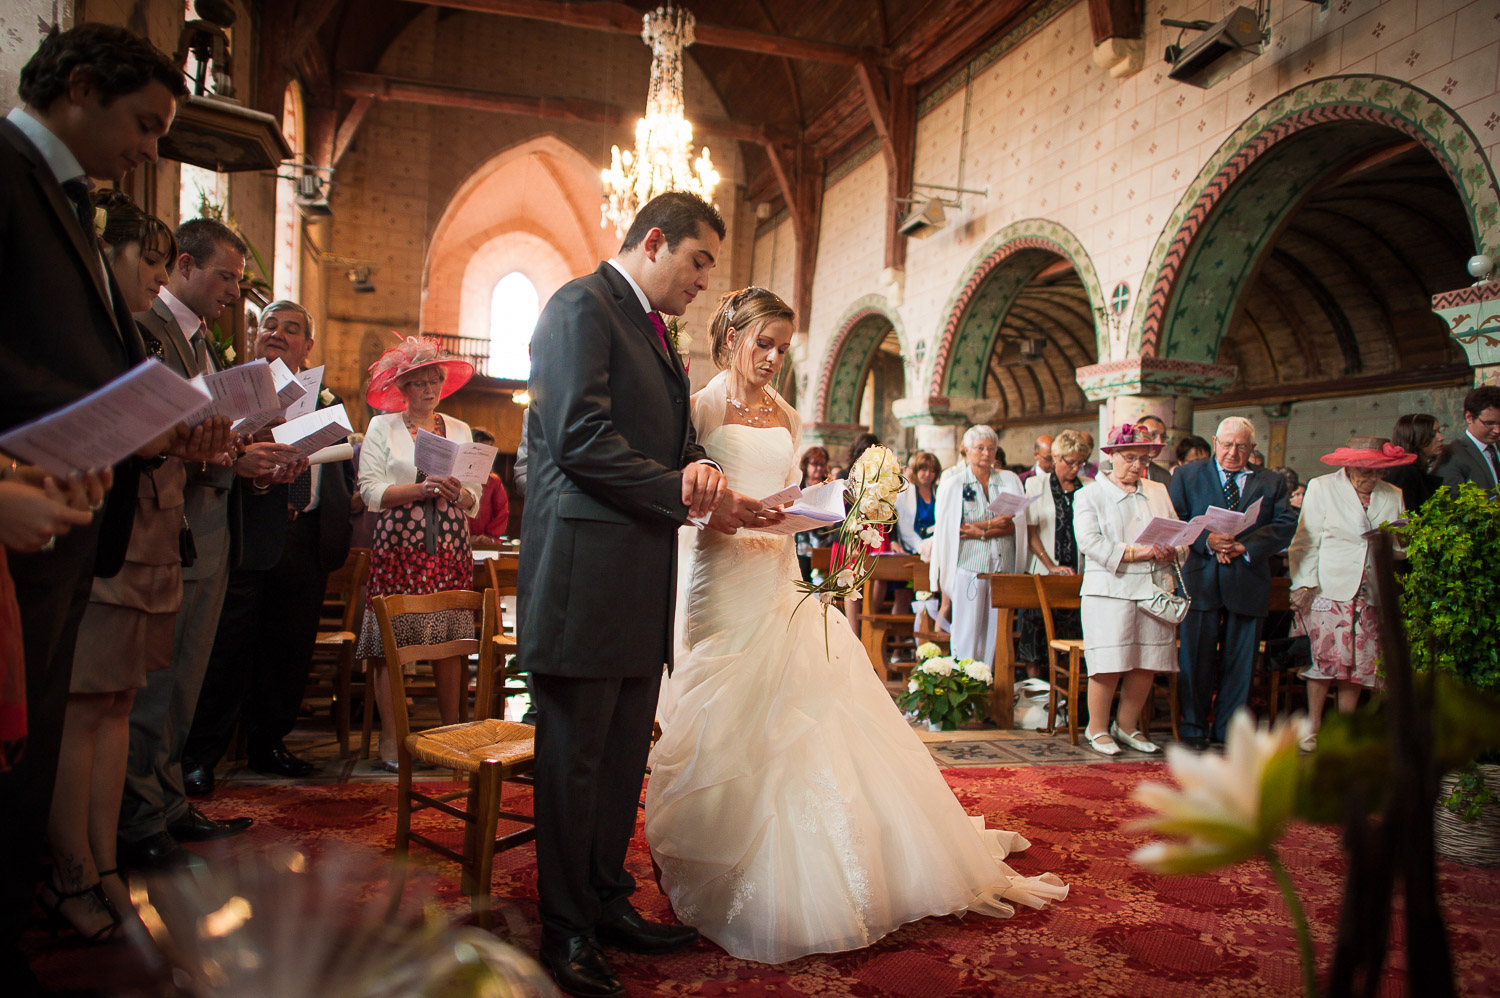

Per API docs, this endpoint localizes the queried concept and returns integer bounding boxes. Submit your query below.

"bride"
[645,287,1067,965]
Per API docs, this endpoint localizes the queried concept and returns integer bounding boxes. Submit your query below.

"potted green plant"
[1397,482,1500,865]
[898,642,992,731]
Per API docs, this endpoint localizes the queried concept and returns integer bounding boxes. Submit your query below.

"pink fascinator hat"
[1319,437,1417,469]
[365,333,474,412]
[1099,423,1163,457]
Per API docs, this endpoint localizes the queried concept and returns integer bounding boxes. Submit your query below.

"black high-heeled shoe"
[37,879,122,943]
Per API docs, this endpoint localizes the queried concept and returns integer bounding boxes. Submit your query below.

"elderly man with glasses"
[1168,416,1298,749]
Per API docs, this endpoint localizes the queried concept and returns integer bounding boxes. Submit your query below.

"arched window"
[488,272,540,380]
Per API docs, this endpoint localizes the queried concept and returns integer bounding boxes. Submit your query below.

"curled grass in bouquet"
[793,444,906,650]
[897,641,993,730]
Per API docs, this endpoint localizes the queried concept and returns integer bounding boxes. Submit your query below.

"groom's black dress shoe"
[168,804,252,841]
[539,935,625,998]
[247,743,316,778]
[596,908,700,954]
[118,832,195,872]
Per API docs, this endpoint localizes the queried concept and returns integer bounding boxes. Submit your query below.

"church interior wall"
[787,0,1500,464]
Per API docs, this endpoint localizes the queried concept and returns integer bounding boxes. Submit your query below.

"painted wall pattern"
[816,296,903,425]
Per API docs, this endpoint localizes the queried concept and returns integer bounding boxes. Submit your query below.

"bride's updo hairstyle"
[709,286,794,371]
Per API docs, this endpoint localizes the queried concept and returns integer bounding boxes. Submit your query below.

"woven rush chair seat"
[408,718,535,771]
[372,588,536,930]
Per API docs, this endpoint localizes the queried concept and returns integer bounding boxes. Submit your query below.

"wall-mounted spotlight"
[275,159,335,217]
[1164,4,1268,89]
[894,182,990,239]
[348,266,376,294]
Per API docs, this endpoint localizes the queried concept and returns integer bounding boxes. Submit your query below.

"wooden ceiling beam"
[287,0,343,63]
[401,0,888,66]
[337,70,770,143]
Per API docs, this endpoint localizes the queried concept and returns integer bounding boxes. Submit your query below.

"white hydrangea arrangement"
[897,640,992,730]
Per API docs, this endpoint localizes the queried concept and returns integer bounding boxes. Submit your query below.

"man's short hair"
[19,24,187,111]
[1214,415,1256,440]
[619,192,726,253]
[176,218,247,268]
[261,299,313,340]
[1138,414,1166,430]
[1462,385,1500,419]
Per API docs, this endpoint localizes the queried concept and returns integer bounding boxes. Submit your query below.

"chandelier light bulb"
[601,5,719,235]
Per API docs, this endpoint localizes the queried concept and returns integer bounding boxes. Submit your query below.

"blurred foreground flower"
[1128,709,1314,996]
[130,845,556,998]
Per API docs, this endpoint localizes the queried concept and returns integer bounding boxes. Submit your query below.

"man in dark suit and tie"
[1169,415,1298,749]
[184,300,355,787]
[118,219,304,870]
[519,193,770,998]
[1436,385,1500,495]
[0,24,184,989]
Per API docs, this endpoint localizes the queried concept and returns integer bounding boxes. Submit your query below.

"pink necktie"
[648,311,670,354]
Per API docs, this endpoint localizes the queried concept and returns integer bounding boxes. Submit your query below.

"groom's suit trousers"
[530,671,662,939]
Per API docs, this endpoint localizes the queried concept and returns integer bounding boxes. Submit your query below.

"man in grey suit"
[519,193,771,998]
[1169,415,1298,749]
[118,219,304,869]
[1436,384,1500,494]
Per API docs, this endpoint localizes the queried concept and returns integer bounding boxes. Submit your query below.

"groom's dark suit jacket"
[518,262,706,677]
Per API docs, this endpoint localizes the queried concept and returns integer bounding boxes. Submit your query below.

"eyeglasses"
[1055,455,1086,468]
[1113,454,1151,467]
[1216,442,1253,453]
[404,377,444,390]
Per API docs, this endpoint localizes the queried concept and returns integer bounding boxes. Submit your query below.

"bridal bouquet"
[898,641,992,730]
[793,444,906,634]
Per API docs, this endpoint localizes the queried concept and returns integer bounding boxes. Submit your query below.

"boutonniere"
[319,388,335,405]
[93,206,108,237]
[664,316,691,372]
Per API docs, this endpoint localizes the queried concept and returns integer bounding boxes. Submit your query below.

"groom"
[519,192,768,997]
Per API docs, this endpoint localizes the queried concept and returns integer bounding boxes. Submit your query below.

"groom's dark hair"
[20,24,186,111]
[620,192,725,253]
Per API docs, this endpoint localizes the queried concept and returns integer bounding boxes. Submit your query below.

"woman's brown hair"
[708,286,794,370]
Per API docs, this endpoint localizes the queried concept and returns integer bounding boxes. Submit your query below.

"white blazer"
[1287,470,1405,602]
[358,411,483,512]
[930,465,1029,594]
[1073,476,1181,599]
[1023,471,1093,574]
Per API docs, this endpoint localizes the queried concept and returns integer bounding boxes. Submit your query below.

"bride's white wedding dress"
[645,415,1067,965]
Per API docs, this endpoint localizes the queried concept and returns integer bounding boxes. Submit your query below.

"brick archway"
[1132,75,1499,360]
[422,135,611,340]
[926,219,1103,400]
[813,296,905,425]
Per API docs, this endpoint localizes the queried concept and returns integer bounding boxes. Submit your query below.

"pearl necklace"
[726,386,778,427]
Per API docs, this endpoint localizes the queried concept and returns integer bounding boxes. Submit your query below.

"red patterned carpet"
[30,762,1500,996]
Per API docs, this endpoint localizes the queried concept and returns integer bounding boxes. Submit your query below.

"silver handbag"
[1140,558,1190,625]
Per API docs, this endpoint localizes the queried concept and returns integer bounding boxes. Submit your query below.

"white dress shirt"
[6,106,85,184]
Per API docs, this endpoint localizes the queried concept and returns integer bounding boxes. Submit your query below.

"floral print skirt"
[1294,579,1382,688]
[355,497,474,660]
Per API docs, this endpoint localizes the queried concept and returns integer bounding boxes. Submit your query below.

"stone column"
[1075,357,1238,460]
[799,422,865,465]
[1431,276,1500,387]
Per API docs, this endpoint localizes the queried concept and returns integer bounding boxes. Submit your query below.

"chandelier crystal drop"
[601,5,719,235]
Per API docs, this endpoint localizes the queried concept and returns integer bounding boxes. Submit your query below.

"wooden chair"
[308,548,368,757]
[482,557,528,721]
[984,573,1049,730]
[1033,573,1084,744]
[858,554,924,679]
[371,589,536,928]
[1257,577,1297,719]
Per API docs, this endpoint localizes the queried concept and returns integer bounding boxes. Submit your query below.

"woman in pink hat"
[356,335,480,771]
[1287,437,1411,751]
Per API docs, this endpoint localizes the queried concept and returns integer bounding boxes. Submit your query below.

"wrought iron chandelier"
[600,5,719,235]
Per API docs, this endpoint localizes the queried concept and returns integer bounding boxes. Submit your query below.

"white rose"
[224,345,236,363]
[319,388,335,405]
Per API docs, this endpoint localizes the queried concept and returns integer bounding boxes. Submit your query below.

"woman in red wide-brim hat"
[356,334,478,771]
[1286,437,1412,751]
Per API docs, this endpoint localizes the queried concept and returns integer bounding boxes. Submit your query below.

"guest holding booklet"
[356,335,480,772]
[1072,424,1186,756]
